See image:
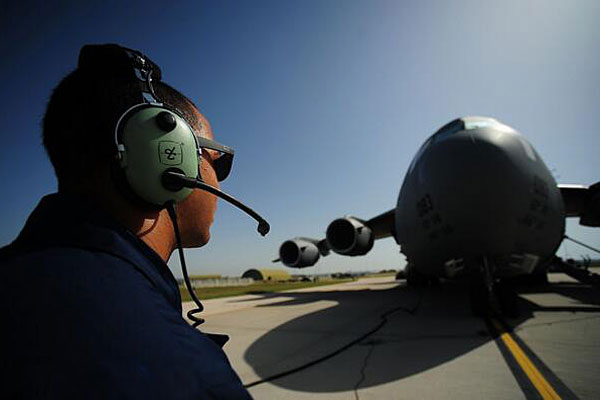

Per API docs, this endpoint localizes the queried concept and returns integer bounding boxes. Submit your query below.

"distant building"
[242,269,292,281]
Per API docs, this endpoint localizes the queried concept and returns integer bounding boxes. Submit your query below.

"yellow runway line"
[491,319,561,400]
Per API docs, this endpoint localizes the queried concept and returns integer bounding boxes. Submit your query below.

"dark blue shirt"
[0,193,251,399]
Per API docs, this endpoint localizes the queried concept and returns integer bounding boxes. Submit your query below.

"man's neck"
[136,210,176,262]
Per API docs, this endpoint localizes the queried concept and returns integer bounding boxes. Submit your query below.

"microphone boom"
[162,170,270,236]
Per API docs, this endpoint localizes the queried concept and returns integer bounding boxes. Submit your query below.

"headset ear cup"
[109,158,160,212]
[115,104,199,206]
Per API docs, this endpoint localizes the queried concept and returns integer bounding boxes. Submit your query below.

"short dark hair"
[42,68,199,189]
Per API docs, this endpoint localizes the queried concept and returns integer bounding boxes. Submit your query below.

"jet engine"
[279,238,321,268]
[326,217,374,256]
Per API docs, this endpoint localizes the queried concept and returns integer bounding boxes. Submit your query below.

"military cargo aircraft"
[276,116,599,314]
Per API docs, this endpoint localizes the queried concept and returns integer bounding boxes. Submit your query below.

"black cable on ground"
[243,289,423,389]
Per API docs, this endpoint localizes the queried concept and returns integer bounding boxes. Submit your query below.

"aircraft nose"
[421,128,532,191]
[415,128,539,250]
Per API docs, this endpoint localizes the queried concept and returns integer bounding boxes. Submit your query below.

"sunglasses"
[194,135,235,182]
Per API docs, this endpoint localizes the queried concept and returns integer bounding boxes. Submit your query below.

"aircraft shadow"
[517,280,600,307]
[242,278,600,393]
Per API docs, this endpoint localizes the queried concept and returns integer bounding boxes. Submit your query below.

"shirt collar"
[9,192,182,309]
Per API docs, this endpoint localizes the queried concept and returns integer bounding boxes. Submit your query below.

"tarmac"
[184,270,600,399]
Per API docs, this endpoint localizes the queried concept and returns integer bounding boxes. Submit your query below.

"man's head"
[42,44,219,250]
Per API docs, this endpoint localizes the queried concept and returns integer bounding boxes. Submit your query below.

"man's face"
[175,105,220,248]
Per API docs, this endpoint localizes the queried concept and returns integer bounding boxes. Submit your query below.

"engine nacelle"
[279,238,321,268]
[326,217,374,256]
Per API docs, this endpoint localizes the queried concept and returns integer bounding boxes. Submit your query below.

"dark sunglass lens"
[214,153,233,181]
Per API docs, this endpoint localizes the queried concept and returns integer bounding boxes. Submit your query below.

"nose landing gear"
[469,257,519,317]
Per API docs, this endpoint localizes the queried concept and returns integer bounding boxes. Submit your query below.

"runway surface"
[184,271,600,399]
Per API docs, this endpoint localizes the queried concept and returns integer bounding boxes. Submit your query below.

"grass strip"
[179,278,353,301]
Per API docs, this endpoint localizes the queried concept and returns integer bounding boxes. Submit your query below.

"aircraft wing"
[365,208,396,239]
[558,182,600,227]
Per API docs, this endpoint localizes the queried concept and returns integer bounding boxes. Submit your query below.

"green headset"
[77,44,201,206]
[115,103,199,205]
[94,44,218,207]
[114,100,237,208]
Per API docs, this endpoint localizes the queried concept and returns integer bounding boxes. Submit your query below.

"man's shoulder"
[0,244,251,399]
[0,243,147,284]
[0,244,160,323]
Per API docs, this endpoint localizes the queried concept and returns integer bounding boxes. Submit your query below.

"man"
[0,44,252,398]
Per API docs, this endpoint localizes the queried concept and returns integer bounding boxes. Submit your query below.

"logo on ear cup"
[158,141,183,165]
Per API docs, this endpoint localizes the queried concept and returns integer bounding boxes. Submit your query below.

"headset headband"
[78,44,162,103]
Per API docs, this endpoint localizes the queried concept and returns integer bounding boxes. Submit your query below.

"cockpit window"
[408,119,464,175]
[464,118,494,131]
[431,119,465,143]
[463,117,515,133]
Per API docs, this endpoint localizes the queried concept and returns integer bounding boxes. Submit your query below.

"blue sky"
[1,0,598,277]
